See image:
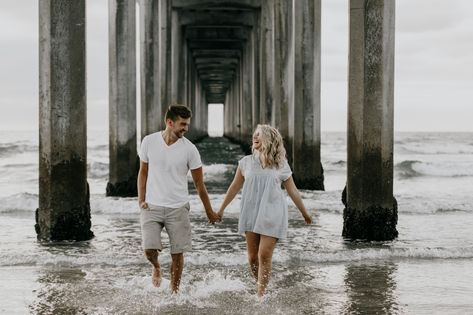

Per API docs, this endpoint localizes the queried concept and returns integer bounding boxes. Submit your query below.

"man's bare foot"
[152,266,161,287]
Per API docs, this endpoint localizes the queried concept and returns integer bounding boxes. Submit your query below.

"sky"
[0,0,472,132]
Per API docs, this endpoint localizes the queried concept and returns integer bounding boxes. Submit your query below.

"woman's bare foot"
[256,282,265,298]
[152,266,161,287]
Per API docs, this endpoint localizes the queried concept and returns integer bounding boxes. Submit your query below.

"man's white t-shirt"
[139,131,202,208]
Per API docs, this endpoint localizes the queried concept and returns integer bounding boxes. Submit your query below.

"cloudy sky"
[0,0,472,132]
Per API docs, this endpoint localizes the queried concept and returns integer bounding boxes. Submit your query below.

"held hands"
[207,209,221,224]
[207,207,225,224]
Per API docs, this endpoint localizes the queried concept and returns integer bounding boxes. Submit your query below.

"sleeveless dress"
[238,154,292,239]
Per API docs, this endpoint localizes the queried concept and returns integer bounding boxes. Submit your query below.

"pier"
[37,0,397,241]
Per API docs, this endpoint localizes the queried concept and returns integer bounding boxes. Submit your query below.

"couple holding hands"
[138,105,313,297]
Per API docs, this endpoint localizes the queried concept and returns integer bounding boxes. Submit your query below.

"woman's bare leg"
[245,232,261,280]
[257,235,277,297]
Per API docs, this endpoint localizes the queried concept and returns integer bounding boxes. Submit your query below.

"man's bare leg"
[170,253,184,294]
[145,249,161,287]
[245,232,261,280]
[256,235,277,297]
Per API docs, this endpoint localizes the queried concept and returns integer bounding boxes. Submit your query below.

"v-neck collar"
[160,131,180,148]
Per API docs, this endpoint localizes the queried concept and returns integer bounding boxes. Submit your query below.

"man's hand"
[139,200,149,210]
[138,161,149,210]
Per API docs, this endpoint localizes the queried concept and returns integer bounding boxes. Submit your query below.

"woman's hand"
[217,208,224,221]
[303,212,313,224]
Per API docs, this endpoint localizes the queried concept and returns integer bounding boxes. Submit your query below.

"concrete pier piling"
[343,0,398,241]
[290,0,324,190]
[272,0,290,159]
[107,0,138,197]
[37,1,93,241]
[259,0,274,125]
[139,0,162,138]
[241,32,254,147]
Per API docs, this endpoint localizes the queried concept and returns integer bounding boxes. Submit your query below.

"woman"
[218,124,313,297]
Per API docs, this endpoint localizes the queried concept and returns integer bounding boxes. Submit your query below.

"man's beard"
[174,130,185,138]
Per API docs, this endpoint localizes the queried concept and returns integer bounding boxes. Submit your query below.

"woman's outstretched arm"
[218,166,244,219]
[283,176,313,224]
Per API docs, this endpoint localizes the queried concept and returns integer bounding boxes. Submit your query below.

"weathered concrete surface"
[108,0,138,197]
[259,0,273,125]
[241,32,254,144]
[171,9,181,102]
[290,0,324,190]
[159,0,172,124]
[37,1,93,241]
[139,0,163,138]
[272,0,290,158]
[344,0,397,241]
[342,186,398,240]
[250,25,260,131]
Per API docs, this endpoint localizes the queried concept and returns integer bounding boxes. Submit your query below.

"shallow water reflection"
[343,262,401,314]
[30,267,88,314]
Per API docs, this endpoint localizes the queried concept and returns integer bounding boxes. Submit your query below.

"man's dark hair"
[165,104,192,122]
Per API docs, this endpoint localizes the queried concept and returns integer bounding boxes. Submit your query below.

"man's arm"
[137,160,149,209]
[217,166,244,219]
[191,166,219,223]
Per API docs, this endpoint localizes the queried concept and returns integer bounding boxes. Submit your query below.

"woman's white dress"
[238,154,292,239]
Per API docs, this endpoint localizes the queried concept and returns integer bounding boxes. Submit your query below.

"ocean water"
[1,130,472,314]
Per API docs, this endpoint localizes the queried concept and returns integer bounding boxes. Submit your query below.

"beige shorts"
[140,202,192,254]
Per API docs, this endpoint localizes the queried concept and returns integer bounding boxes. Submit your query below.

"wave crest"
[0,143,37,157]
[395,160,473,178]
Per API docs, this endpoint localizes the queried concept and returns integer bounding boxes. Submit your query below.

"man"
[137,104,219,293]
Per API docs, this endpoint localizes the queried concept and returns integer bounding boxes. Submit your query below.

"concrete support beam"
[343,0,397,241]
[37,0,93,241]
[139,0,162,138]
[251,22,260,130]
[187,53,196,117]
[172,0,261,8]
[191,81,201,140]
[290,0,324,190]
[107,0,138,197]
[179,10,255,27]
[180,38,188,105]
[235,68,242,143]
[171,9,181,102]
[159,0,172,113]
[272,0,290,157]
[201,87,208,137]
[240,39,253,148]
[228,82,237,140]
[224,94,228,136]
[259,0,273,124]
[228,76,236,139]
[224,85,231,137]
[230,85,236,139]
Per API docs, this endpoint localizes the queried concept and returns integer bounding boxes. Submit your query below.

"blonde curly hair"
[252,124,287,169]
